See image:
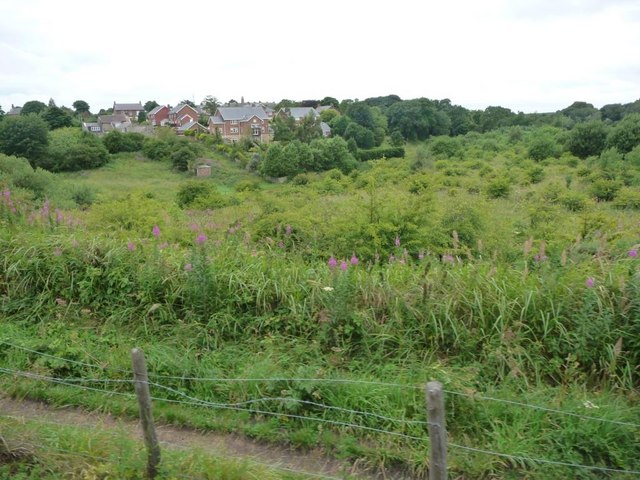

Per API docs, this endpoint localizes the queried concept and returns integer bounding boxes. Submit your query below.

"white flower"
[583,400,599,409]
[322,286,334,292]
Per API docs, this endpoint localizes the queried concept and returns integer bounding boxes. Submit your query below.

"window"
[230,120,238,125]
[230,127,239,134]
[252,126,261,136]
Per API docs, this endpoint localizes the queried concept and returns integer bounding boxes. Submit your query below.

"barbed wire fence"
[1,339,639,479]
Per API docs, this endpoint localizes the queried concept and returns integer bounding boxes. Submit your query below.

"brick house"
[113,102,145,119]
[148,105,170,126]
[168,104,201,127]
[277,106,331,137]
[208,106,273,142]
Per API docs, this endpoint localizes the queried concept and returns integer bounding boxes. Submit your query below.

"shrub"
[528,135,560,161]
[560,192,588,211]
[589,179,622,201]
[12,167,55,199]
[103,131,145,153]
[45,128,109,172]
[356,147,405,161]
[171,147,196,172]
[430,135,463,158]
[485,177,511,198]
[235,180,261,192]
[613,187,640,209]
[291,173,309,185]
[176,181,217,209]
[526,165,545,184]
[71,184,96,209]
[143,138,171,160]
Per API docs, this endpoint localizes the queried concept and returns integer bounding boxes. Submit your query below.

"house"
[7,105,22,115]
[96,113,131,133]
[113,102,145,119]
[277,106,331,137]
[208,106,273,142]
[279,106,320,122]
[177,120,207,135]
[168,104,201,127]
[82,122,102,134]
[148,105,170,126]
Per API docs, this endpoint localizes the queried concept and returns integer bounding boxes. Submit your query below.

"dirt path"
[0,395,406,479]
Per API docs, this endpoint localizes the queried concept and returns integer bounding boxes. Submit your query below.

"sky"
[1,0,639,114]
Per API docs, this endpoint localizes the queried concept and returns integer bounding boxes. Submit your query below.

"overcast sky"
[1,0,639,114]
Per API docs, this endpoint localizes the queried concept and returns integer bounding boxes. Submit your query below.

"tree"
[0,114,49,162]
[296,113,322,143]
[138,111,147,123]
[607,113,640,154]
[567,120,608,158]
[479,106,515,132]
[346,102,375,129]
[329,115,351,137]
[42,104,73,129]
[44,127,109,171]
[344,122,375,149]
[528,134,560,161]
[387,98,451,140]
[600,103,624,122]
[319,96,339,108]
[200,95,220,115]
[171,147,196,172]
[144,100,159,112]
[560,101,599,123]
[72,100,91,116]
[20,100,47,116]
[273,115,296,142]
[179,99,197,108]
[103,130,145,153]
[0,105,4,121]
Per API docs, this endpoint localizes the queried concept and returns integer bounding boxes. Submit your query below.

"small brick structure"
[196,164,212,177]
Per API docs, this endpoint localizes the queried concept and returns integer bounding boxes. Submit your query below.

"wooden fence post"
[426,381,447,480]
[132,348,161,479]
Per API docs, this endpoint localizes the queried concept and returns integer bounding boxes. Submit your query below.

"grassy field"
[1,127,640,478]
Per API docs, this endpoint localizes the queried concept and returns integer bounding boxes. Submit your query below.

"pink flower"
[339,261,348,271]
[442,254,455,264]
[285,224,292,235]
[418,251,425,260]
[127,242,136,251]
[389,254,396,262]
[184,263,193,272]
[328,256,337,269]
[2,190,10,199]
[586,277,595,288]
[152,225,161,238]
[228,227,236,234]
[196,234,207,245]
[394,236,401,247]
[159,242,169,250]
[278,240,285,249]
[350,254,359,266]
[629,249,638,258]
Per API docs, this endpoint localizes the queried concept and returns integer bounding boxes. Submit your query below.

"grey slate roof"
[320,121,331,136]
[208,114,224,124]
[170,103,199,115]
[216,106,269,121]
[98,113,129,124]
[7,106,22,115]
[113,102,144,111]
[177,121,205,132]
[148,105,166,115]
[288,107,319,120]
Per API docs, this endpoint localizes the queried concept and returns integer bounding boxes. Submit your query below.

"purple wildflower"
[278,240,285,249]
[418,250,425,261]
[534,254,548,263]
[629,249,638,258]
[196,234,207,245]
[328,256,337,269]
[41,199,50,217]
[53,248,62,257]
[159,242,169,250]
[586,277,595,288]
[152,225,161,238]
[442,254,455,264]
[389,254,396,263]
[350,254,359,266]
[394,236,401,247]
[339,260,348,271]
[285,224,292,235]
[184,263,193,272]
[127,242,136,251]
[228,227,236,234]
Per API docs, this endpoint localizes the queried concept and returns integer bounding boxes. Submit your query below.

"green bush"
[356,147,405,161]
[485,177,511,198]
[235,180,261,192]
[103,131,145,153]
[560,192,588,211]
[613,187,640,209]
[71,184,96,209]
[171,147,196,172]
[589,179,621,201]
[176,180,218,209]
[45,128,109,172]
[143,138,171,160]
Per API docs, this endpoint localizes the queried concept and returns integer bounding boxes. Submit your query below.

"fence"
[1,339,639,479]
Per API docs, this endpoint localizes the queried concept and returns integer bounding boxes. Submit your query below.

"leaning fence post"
[426,381,447,480]
[132,348,161,479]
